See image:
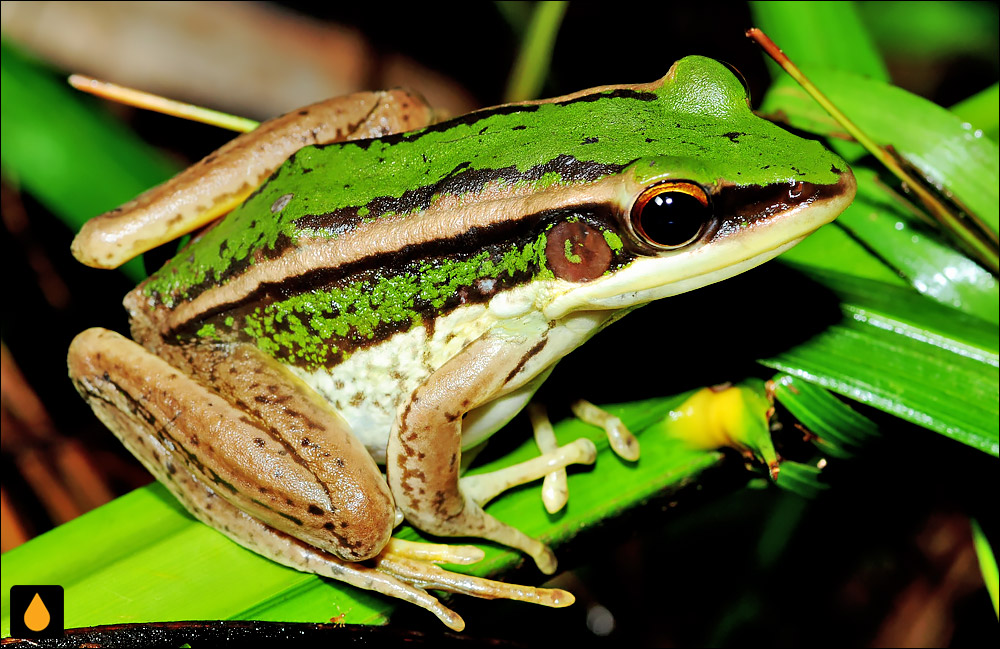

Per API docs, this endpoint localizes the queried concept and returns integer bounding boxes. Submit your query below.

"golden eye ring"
[630,181,712,250]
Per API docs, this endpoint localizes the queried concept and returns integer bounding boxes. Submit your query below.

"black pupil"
[637,191,708,247]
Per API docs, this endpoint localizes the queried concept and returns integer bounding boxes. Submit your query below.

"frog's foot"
[278,536,572,632]
[524,403,582,513]
[527,400,639,513]
[454,437,595,573]
[460,436,597,509]
[571,399,640,461]
[372,538,574,629]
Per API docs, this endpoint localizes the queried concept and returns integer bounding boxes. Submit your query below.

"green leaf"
[771,461,830,500]
[0,40,178,282]
[771,373,880,459]
[782,169,999,324]
[951,83,999,144]
[836,169,999,323]
[856,1,1000,60]
[1,395,720,634]
[761,68,1000,239]
[760,269,999,457]
[503,1,568,102]
[750,1,889,82]
[971,519,999,618]
[780,222,907,285]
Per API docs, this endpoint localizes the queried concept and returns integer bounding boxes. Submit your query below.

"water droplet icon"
[24,592,51,632]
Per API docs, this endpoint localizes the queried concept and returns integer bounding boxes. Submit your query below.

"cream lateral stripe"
[71,90,434,269]
[156,178,623,331]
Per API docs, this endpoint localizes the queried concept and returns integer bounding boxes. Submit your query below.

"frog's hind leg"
[388,331,588,574]
[68,328,397,562]
[68,328,571,630]
[73,89,434,269]
[68,333,464,628]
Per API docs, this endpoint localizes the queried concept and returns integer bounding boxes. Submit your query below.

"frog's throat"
[542,173,856,319]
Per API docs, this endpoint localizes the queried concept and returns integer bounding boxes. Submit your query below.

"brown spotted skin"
[72,89,434,269]
[68,328,394,561]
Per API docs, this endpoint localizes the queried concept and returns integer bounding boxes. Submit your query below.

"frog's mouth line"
[543,172,856,319]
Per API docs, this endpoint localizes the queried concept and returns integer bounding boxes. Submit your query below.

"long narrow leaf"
[761,269,999,456]
[772,373,880,458]
[750,1,889,81]
[971,519,999,618]
[1,395,721,634]
[837,170,999,323]
[760,68,999,238]
[0,41,178,282]
[951,83,999,144]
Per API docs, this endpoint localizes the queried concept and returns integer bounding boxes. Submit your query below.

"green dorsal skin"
[144,56,842,304]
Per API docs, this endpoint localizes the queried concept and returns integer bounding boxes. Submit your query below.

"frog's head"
[538,57,856,319]
[540,154,855,319]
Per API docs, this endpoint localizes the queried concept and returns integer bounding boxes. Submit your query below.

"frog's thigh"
[387,332,560,574]
[68,328,394,562]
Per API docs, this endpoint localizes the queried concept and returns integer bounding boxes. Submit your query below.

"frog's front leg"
[389,330,573,573]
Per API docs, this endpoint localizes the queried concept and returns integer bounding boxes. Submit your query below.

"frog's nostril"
[817,167,858,207]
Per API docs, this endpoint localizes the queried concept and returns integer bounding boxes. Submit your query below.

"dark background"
[2,2,997,645]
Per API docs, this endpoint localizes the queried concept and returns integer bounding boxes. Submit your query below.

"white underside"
[290,304,498,463]
[291,285,612,464]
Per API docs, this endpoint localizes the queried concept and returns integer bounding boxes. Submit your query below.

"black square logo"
[9,585,64,639]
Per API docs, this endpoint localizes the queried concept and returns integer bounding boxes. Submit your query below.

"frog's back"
[132,56,843,371]
[139,57,821,306]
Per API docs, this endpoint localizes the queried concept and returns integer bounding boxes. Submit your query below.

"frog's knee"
[319,491,396,561]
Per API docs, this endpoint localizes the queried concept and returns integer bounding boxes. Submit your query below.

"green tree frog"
[67,56,855,630]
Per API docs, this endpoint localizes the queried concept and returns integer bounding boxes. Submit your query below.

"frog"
[67,56,856,630]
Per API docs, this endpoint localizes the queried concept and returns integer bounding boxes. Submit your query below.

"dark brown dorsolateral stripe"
[166,204,634,370]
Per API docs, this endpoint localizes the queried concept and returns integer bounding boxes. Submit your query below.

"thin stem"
[504,1,568,103]
[68,75,260,133]
[747,28,999,274]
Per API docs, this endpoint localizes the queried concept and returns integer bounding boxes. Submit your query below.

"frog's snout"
[802,165,857,229]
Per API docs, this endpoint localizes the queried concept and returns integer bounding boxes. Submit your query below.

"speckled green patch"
[238,233,555,368]
[563,238,582,264]
[603,230,624,252]
[195,323,217,339]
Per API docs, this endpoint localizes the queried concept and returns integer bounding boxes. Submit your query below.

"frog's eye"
[630,181,712,250]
